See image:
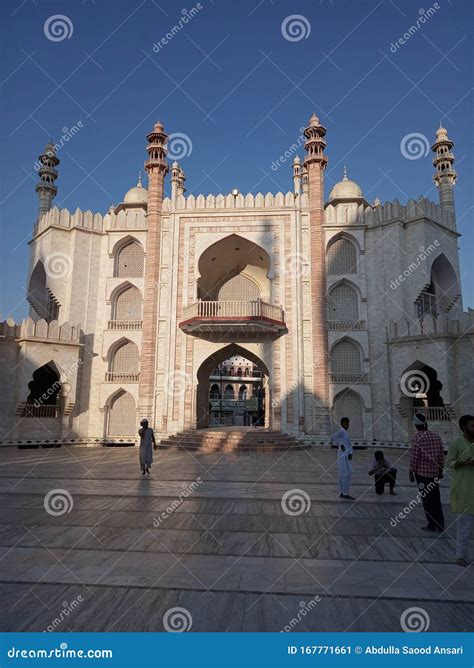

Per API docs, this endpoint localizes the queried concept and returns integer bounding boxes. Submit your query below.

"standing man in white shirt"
[331,417,355,500]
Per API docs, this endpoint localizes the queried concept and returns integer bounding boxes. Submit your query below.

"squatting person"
[368,450,397,495]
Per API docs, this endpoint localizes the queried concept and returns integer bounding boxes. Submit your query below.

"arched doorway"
[399,361,448,424]
[196,344,270,429]
[106,390,137,436]
[332,389,364,438]
[24,361,61,417]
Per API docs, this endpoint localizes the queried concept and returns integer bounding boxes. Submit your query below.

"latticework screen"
[327,239,357,275]
[111,342,139,372]
[331,341,361,373]
[114,286,142,320]
[333,391,364,436]
[224,384,235,399]
[116,242,144,277]
[107,392,136,435]
[327,284,358,321]
[218,274,260,301]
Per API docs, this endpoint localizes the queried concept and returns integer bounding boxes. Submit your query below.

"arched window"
[107,391,136,436]
[328,284,358,321]
[115,241,144,277]
[333,390,364,437]
[218,274,260,301]
[331,340,362,375]
[108,341,139,381]
[27,261,60,322]
[113,285,142,321]
[224,384,234,399]
[327,238,357,275]
[239,385,247,400]
[210,384,220,400]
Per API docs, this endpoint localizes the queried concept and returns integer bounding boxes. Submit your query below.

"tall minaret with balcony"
[431,125,456,217]
[139,121,169,419]
[303,113,329,427]
[35,142,59,222]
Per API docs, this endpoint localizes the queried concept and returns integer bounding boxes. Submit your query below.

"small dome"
[329,167,363,201]
[435,125,448,140]
[123,173,147,205]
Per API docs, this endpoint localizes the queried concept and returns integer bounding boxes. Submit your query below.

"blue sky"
[0,0,472,318]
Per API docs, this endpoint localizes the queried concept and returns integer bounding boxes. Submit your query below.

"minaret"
[431,125,456,216]
[35,142,59,220]
[303,113,329,428]
[171,160,180,201]
[139,121,169,419]
[177,166,186,197]
[292,155,301,196]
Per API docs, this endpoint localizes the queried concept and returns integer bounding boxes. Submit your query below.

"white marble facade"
[0,125,472,445]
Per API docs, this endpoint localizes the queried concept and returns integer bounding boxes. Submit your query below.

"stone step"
[157,430,309,452]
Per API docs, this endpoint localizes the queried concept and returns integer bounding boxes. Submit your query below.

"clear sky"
[0,0,472,319]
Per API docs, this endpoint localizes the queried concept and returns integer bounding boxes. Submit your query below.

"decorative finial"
[343,165,348,181]
[137,171,142,187]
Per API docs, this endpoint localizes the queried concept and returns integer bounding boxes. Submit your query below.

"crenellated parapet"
[104,206,147,230]
[162,191,296,211]
[0,317,81,343]
[34,206,104,237]
[364,196,456,229]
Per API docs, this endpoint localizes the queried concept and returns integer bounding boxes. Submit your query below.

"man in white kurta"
[331,417,355,500]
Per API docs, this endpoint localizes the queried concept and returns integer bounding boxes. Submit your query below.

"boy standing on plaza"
[331,417,355,500]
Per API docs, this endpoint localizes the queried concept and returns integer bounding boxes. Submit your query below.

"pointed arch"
[327,280,359,321]
[333,389,364,437]
[26,361,61,406]
[111,283,142,321]
[106,389,136,436]
[113,236,144,277]
[326,234,358,274]
[330,338,362,375]
[27,260,60,322]
[430,253,460,311]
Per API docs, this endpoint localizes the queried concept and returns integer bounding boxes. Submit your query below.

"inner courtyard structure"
[0,116,472,445]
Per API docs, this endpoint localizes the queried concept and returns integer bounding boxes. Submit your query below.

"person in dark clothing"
[368,450,397,495]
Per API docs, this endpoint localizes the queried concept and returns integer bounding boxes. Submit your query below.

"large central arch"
[195,343,270,429]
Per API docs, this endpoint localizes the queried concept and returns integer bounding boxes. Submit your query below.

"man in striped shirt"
[409,412,445,532]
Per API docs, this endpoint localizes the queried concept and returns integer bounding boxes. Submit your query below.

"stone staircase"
[157,429,310,453]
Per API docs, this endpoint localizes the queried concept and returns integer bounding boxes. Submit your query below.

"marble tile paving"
[0,444,472,632]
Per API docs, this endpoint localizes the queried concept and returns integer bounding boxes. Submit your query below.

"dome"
[123,173,147,205]
[435,125,448,140]
[329,167,363,201]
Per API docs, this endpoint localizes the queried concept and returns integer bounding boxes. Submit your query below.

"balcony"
[328,320,366,331]
[179,300,287,340]
[108,320,142,330]
[105,372,140,383]
[329,372,369,383]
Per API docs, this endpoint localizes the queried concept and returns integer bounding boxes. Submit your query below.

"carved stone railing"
[329,372,369,383]
[105,372,140,382]
[182,300,284,322]
[108,320,143,330]
[411,406,455,422]
[327,320,366,331]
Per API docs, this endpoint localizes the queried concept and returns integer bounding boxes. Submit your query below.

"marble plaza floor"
[0,443,472,633]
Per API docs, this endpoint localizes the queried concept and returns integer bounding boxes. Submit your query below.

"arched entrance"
[196,344,270,429]
[399,361,449,424]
